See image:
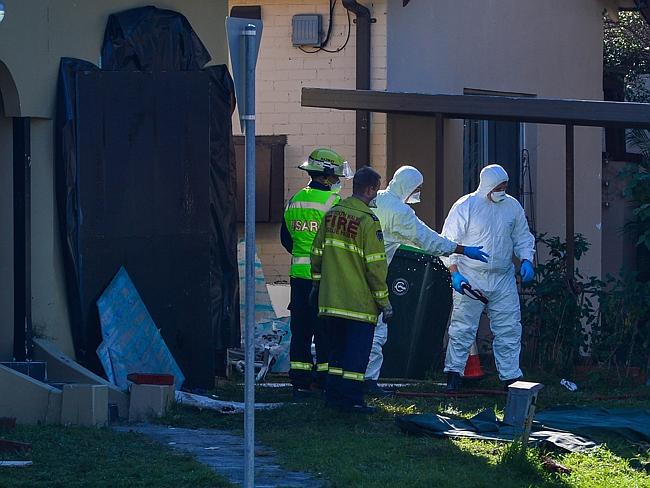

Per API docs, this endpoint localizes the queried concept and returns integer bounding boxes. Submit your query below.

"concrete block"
[504,381,544,430]
[287,68,317,80]
[258,69,290,81]
[129,384,174,422]
[303,57,335,70]
[263,26,290,38]
[255,88,289,102]
[316,134,346,146]
[0,364,62,425]
[61,384,108,427]
[300,123,329,135]
[270,123,302,134]
[33,338,129,419]
[259,112,289,125]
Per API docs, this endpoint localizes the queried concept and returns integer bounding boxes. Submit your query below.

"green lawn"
[161,375,650,488]
[0,425,233,488]
[0,375,648,488]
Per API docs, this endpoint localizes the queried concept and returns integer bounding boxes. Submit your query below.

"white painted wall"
[30,119,75,355]
[386,0,606,279]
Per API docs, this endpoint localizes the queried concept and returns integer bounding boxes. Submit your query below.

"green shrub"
[520,234,596,375]
[520,234,650,378]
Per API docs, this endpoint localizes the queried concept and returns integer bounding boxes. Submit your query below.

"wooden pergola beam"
[302,88,650,129]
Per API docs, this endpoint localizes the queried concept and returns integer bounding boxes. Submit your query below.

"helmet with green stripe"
[299,148,353,179]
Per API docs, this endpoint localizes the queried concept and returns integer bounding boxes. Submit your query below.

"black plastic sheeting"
[101,6,211,71]
[396,409,598,453]
[398,406,650,452]
[55,7,239,388]
[534,407,650,445]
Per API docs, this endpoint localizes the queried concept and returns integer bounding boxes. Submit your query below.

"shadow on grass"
[0,425,232,488]
[161,394,570,488]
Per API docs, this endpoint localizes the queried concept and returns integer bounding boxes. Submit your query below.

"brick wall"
[229,0,387,282]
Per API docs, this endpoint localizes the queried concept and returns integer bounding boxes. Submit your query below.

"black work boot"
[365,380,391,397]
[446,372,462,392]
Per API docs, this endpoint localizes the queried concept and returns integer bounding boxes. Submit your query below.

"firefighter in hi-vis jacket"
[311,166,393,414]
[281,148,353,399]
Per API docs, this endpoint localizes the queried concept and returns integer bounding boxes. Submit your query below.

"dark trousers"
[326,317,375,407]
[289,277,329,389]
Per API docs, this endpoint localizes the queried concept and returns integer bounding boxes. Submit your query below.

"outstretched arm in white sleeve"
[391,207,457,257]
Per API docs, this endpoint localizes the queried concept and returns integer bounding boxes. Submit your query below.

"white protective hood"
[476,164,509,198]
[385,165,423,202]
[374,165,456,264]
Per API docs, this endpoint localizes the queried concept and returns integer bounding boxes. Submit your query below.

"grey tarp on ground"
[534,406,650,445]
[396,408,598,452]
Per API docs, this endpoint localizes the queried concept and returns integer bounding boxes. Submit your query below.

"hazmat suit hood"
[374,164,456,265]
[385,165,423,203]
[476,164,509,198]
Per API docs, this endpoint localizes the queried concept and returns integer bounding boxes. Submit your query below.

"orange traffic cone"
[463,341,485,379]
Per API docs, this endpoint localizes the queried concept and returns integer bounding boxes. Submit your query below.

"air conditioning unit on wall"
[292,14,322,47]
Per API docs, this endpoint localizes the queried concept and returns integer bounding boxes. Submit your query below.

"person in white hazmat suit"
[442,164,536,391]
[364,165,489,395]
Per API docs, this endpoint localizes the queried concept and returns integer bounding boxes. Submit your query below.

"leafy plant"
[624,131,650,254]
[591,272,650,375]
[521,234,650,379]
[604,11,650,102]
[520,234,597,376]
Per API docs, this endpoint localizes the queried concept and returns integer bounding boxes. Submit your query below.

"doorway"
[463,119,523,200]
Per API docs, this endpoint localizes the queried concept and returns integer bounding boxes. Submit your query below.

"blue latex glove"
[520,260,535,283]
[451,271,469,294]
[463,246,489,263]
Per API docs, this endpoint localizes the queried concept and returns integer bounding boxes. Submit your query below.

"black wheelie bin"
[380,245,453,379]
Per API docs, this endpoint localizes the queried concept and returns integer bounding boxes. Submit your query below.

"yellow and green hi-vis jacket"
[311,196,389,324]
[284,187,340,279]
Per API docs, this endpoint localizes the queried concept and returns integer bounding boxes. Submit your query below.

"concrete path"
[114,423,323,488]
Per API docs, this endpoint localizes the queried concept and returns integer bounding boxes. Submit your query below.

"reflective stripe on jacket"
[284,187,340,279]
[311,196,389,324]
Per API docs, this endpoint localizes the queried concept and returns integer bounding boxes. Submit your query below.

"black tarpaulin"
[396,409,598,453]
[55,8,239,388]
[534,407,650,444]
[101,6,211,71]
[55,58,101,357]
[204,66,240,352]
[398,406,650,452]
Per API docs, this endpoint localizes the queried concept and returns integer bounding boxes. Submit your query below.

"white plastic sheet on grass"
[175,391,282,414]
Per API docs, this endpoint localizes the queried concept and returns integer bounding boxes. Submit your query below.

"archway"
[0,59,20,117]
